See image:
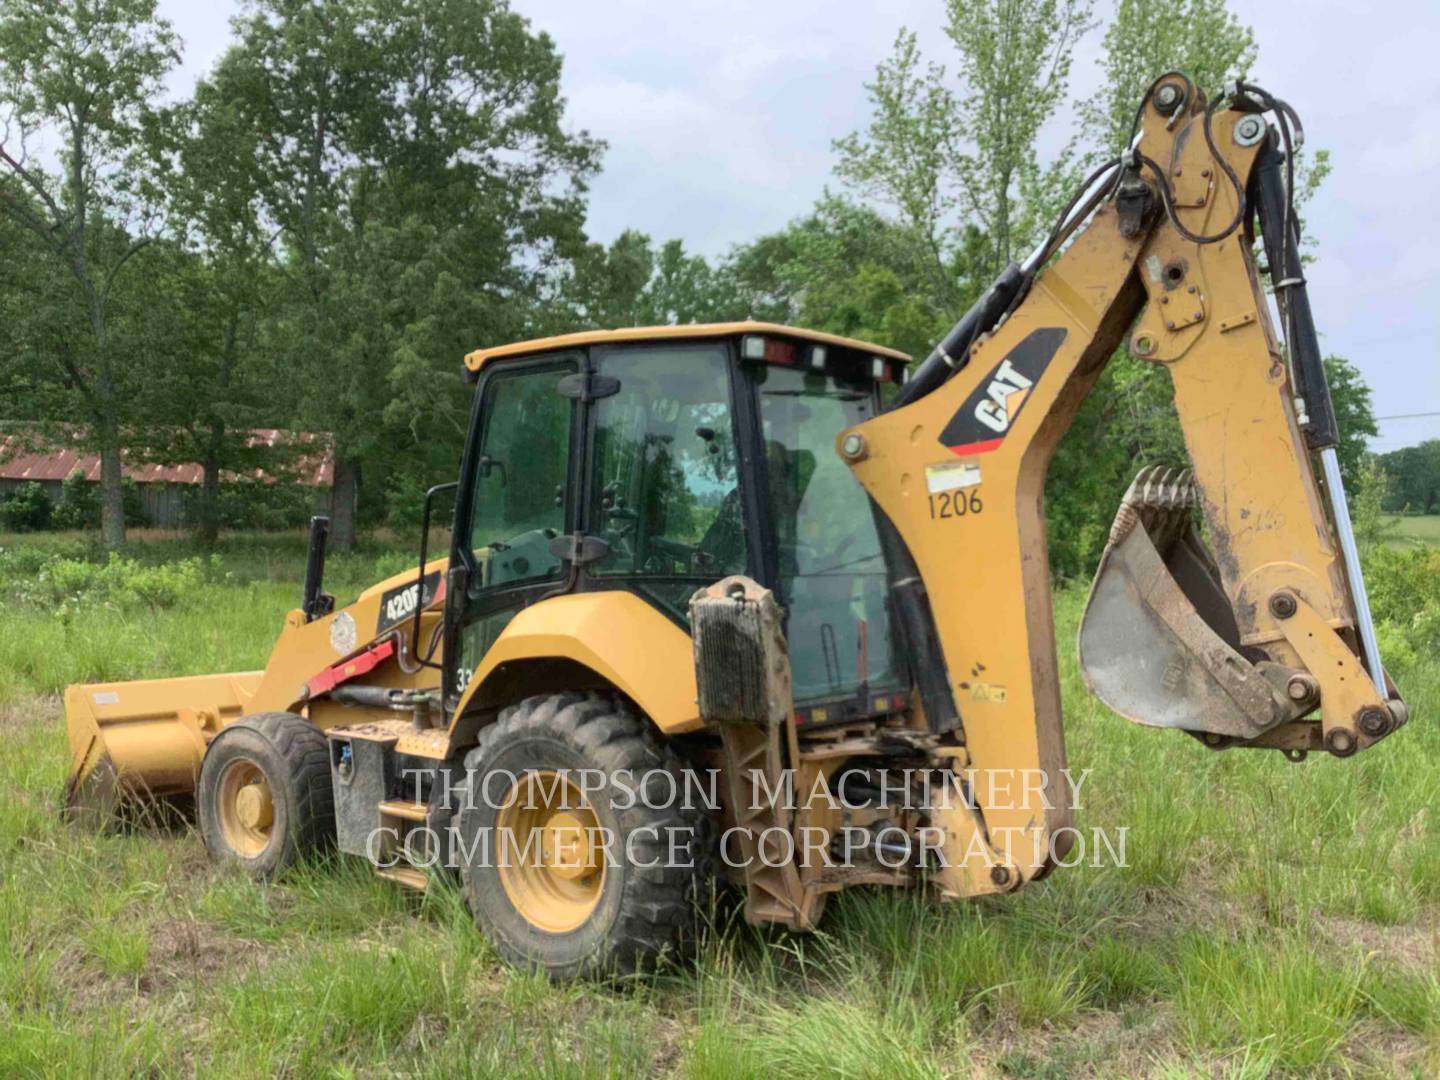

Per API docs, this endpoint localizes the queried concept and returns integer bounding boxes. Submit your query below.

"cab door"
[446,354,580,703]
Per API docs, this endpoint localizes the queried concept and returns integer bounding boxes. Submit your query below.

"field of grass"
[0,530,1437,1077]
[1385,515,1440,549]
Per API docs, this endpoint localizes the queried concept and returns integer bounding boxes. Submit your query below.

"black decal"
[377,571,443,635]
[938,327,1067,456]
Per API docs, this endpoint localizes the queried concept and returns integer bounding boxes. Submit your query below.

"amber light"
[740,335,797,366]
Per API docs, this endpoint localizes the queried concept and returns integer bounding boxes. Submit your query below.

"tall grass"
[0,531,1435,1075]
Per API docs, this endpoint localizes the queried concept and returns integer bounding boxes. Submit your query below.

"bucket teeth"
[1108,464,1197,548]
[1081,461,1277,739]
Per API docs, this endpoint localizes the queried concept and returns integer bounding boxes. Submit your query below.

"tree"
[1380,440,1440,516]
[1322,355,1377,493]
[148,75,286,546]
[1080,0,1256,155]
[835,0,1093,291]
[728,194,959,360]
[0,0,179,548]
[564,229,661,328]
[641,239,743,326]
[831,30,967,309]
[562,230,749,330]
[940,0,1095,273]
[205,0,601,547]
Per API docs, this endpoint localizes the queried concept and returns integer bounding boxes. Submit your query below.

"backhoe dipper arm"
[839,75,1406,893]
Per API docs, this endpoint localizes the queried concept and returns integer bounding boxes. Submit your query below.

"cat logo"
[974,358,1034,434]
[939,327,1067,455]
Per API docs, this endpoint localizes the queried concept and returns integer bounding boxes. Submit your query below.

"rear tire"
[454,693,710,979]
[198,711,334,880]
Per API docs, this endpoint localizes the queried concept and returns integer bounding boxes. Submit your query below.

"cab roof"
[463,322,911,375]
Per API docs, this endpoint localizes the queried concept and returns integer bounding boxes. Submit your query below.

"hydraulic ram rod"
[1253,139,1387,697]
[1320,446,1388,697]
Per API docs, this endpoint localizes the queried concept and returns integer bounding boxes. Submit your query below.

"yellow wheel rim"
[216,759,275,858]
[496,770,606,933]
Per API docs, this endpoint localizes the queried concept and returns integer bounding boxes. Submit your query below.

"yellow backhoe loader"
[65,75,1408,978]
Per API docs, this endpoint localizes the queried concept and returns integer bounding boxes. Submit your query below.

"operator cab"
[449,323,912,727]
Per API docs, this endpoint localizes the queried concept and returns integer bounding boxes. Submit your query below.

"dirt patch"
[1340,1021,1439,1077]
[55,914,273,1015]
[1316,913,1440,975]
[146,916,270,991]
[972,1006,1181,1078]
[647,1013,687,1075]
[0,693,59,733]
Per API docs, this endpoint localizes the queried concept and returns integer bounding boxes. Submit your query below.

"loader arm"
[839,75,1406,889]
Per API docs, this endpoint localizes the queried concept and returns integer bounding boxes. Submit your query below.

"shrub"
[192,479,315,532]
[0,482,53,532]
[372,551,417,582]
[0,542,82,582]
[52,470,100,530]
[11,552,205,610]
[1363,545,1440,671]
[48,473,149,529]
[1365,546,1440,625]
[121,477,147,527]
[385,479,429,533]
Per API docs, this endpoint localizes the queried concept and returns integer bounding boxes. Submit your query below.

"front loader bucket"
[64,671,263,826]
[1078,468,1293,741]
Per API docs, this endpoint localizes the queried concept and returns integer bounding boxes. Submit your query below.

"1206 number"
[928,489,983,520]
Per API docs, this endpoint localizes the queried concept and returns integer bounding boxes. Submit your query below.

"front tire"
[198,712,334,879]
[454,693,709,979]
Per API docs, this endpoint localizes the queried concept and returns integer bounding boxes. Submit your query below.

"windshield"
[755,365,906,704]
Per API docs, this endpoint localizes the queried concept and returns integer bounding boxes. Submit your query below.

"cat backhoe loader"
[65,75,1408,978]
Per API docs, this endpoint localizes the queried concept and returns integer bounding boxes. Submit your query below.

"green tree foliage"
[729,195,960,360]
[1322,355,1378,492]
[1349,455,1398,554]
[1379,440,1440,515]
[1080,0,1256,155]
[558,229,760,332]
[143,73,288,546]
[833,0,1095,292]
[0,481,52,531]
[200,0,600,546]
[939,0,1095,271]
[53,469,99,530]
[0,0,1389,572]
[0,0,180,548]
[831,31,969,307]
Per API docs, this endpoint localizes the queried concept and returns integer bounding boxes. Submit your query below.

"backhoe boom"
[839,73,1405,893]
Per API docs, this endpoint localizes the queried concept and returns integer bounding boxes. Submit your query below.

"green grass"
[0,531,1436,1076]
[1382,514,1440,549]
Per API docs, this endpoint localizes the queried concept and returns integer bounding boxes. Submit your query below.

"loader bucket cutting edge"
[62,671,264,824]
[1077,467,1289,741]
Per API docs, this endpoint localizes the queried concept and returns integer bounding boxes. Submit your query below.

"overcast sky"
[159,0,1438,452]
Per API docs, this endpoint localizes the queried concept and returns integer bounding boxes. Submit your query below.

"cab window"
[590,345,745,580]
[468,362,573,588]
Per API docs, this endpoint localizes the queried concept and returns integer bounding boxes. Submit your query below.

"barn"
[0,430,333,527]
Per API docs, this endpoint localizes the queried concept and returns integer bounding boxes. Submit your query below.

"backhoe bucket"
[1078,467,1290,740]
[64,671,262,825]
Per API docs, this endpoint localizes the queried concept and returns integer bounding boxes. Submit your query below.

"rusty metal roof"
[0,429,334,487]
